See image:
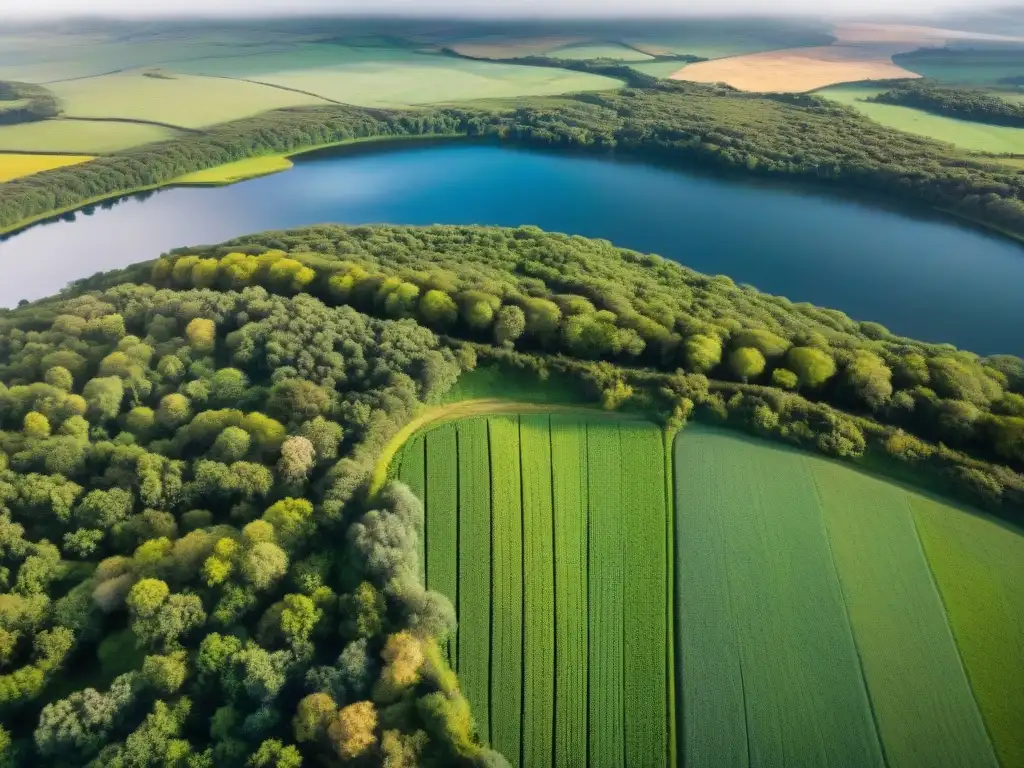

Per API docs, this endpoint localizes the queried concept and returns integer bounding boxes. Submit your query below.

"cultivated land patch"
[48,71,330,129]
[251,57,620,107]
[171,156,294,186]
[398,413,671,768]
[674,425,1009,768]
[911,499,1024,768]
[819,85,1024,153]
[894,47,1024,86]
[446,36,584,59]
[673,45,919,92]
[0,152,94,183]
[0,119,179,154]
[547,43,653,61]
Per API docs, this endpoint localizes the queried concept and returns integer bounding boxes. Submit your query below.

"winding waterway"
[2,143,1023,355]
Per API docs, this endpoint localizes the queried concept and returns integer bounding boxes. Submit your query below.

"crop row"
[426,424,459,667]
[404,415,673,768]
[457,418,492,742]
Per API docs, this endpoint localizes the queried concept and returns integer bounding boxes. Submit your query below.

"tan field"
[672,45,919,92]
[672,21,1024,93]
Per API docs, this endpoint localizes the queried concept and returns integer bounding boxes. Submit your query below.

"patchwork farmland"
[398,414,1022,768]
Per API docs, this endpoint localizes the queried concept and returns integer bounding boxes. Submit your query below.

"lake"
[2,143,1023,356]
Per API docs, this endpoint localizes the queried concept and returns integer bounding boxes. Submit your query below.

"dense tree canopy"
[871,80,1024,128]
[0,223,1020,766]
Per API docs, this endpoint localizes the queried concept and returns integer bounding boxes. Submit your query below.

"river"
[2,143,1022,355]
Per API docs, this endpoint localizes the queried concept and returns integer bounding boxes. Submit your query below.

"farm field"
[250,56,619,107]
[0,118,180,154]
[398,413,671,768]
[171,156,294,186]
[673,45,919,92]
[0,152,94,183]
[547,43,653,61]
[675,425,1009,768]
[911,498,1024,768]
[819,85,1024,153]
[47,71,330,129]
[894,47,1024,86]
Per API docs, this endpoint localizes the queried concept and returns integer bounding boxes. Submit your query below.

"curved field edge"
[370,398,645,497]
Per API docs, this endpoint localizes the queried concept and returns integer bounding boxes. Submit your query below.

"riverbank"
[0,131,468,237]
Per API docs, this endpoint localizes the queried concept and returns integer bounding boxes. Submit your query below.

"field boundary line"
[906,503,1001,761]
[808,462,890,768]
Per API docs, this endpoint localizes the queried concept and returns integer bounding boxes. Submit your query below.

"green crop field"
[0,119,180,154]
[398,412,1021,768]
[400,413,671,768]
[674,425,1010,768]
[48,72,329,129]
[251,56,619,108]
[911,498,1024,768]
[818,85,1024,153]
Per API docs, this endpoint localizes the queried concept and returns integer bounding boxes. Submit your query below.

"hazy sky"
[0,0,1000,18]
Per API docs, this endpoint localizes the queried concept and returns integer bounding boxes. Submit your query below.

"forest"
[871,81,1024,128]
[0,222,1021,766]
[3,80,1024,240]
[0,82,60,127]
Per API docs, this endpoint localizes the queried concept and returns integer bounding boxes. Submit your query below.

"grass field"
[171,156,294,186]
[819,84,1024,153]
[400,413,671,767]
[675,425,1008,768]
[0,119,179,154]
[48,71,329,129]
[0,152,94,183]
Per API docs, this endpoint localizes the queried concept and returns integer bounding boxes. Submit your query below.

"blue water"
[2,143,1022,355]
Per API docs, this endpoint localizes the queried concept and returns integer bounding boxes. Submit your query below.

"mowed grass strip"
[426,423,459,667]
[0,153,94,183]
[675,427,883,768]
[520,415,556,768]
[674,429,748,768]
[489,416,523,766]
[587,421,625,767]
[457,418,492,740]
[550,415,588,768]
[397,433,426,583]
[619,423,669,768]
[812,462,998,768]
[910,498,1024,768]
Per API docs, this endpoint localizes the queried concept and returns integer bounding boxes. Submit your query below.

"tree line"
[150,224,1024,507]
[4,80,1024,240]
[0,82,59,126]
[870,80,1024,128]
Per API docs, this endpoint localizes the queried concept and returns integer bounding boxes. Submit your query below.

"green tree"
[493,305,526,345]
[418,290,458,329]
[787,346,837,389]
[728,347,766,382]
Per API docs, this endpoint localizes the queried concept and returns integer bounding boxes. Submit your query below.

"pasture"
[0,152,94,183]
[819,85,1024,153]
